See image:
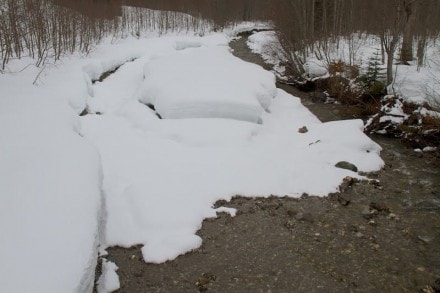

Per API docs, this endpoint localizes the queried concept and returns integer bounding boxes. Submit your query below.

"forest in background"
[1,0,440,82]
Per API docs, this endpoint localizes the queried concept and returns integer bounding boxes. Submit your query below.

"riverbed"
[105,31,440,292]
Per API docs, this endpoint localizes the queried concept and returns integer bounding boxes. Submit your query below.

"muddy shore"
[104,32,440,292]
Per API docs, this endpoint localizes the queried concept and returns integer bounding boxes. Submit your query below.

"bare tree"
[400,0,417,64]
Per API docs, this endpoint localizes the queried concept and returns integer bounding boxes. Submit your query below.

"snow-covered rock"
[137,46,277,123]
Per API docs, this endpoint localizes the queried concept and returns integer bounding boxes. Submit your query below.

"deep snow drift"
[1,28,383,292]
[138,46,277,123]
[0,62,103,292]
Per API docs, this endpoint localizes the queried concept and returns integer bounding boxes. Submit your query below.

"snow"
[423,146,438,152]
[224,21,273,37]
[303,61,329,78]
[175,40,202,50]
[418,107,440,120]
[1,23,385,291]
[80,34,383,264]
[0,64,103,292]
[97,260,120,293]
[137,46,277,123]
[247,30,286,76]
[214,207,238,217]
[247,31,440,107]
[377,97,409,124]
[392,57,440,106]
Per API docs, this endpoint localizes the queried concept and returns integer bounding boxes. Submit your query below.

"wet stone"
[287,208,298,217]
[417,235,434,244]
[335,161,358,172]
[369,202,390,213]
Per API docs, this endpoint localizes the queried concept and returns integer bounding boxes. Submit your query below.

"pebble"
[195,277,210,286]
[295,212,314,223]
[343,176,357,185]
[369,179,381,187]
[298,126,308,133]
[287,209,298,217]
[418,235,434,244]
[387,213,399,220]
[284,220,295,229]
[368,220,377,226]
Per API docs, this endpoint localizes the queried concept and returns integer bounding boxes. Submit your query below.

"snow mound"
[392,61,440,105]
[175,40,202,50]
[304,61,328,78]
[138,46,277,123]
[0,91,102,292]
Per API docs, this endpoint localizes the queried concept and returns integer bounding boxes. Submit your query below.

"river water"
[106,31,440,292]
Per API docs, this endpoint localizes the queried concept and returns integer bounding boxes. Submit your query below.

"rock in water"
[335,161,358,172]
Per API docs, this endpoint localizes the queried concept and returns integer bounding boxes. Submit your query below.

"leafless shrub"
[0,0,215,70]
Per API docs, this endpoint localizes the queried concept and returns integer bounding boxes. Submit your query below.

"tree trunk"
[416,34,427,70]
[381,34,399,85]
[400,1,416,64]
[387,47,395,85]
